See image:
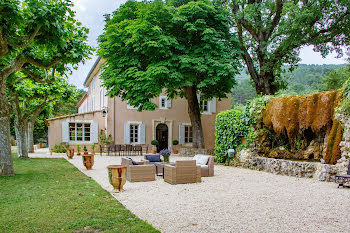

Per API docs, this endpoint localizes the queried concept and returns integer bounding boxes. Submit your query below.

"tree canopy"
[98,0,241,148]
[219,0,350,95]
[0,0,92,176]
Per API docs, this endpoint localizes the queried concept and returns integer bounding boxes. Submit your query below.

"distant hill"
[232,64,347,106]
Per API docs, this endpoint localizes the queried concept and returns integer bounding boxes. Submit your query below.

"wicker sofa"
[121,158,155,182]
[164,160,201,185]
[192,154,214,177]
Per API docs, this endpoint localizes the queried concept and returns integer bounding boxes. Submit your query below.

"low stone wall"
[178,148,214,157]
[236,149,340,182]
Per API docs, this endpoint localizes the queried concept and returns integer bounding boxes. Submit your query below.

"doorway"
[156,123,168,152]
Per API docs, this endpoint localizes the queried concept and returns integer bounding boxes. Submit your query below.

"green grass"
[0,154,159,233]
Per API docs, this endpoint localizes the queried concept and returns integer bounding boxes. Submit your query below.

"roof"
[46,110,102,122]
[76,92,88,108]
[83,56,102,87]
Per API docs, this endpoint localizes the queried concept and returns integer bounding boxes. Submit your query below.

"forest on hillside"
[232,64,349,107]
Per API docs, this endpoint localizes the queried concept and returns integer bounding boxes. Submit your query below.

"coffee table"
[154,162,175,177]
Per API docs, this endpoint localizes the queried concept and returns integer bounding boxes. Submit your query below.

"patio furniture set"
[100,144,148,156]
[120,154,214,185]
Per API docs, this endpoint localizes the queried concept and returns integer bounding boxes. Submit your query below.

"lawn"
[0,154,159,233]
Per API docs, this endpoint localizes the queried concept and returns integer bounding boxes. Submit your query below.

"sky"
[70,0,349,89]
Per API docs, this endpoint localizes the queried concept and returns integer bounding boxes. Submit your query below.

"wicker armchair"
[121,158,155,182]
[164,160,201,185]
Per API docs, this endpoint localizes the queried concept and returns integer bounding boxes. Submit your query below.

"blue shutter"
[91,122,98,143]
[179,124,185,144]
[124,123,130,144]
[210,98,216,113]
[139,124,146,144]
[62,122,69,142]
[166,98,171,108]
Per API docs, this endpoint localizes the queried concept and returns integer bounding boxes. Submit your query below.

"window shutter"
[166,99,171,108]
[124,123,130,144]
[210,98,216,113]
[179,124,185,144]
[91,122,98,143]
[139,124,146,144]
[62,122,69,142]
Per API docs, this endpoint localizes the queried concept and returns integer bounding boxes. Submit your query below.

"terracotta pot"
[241,136,247,145]
[173,150,178,154]
[152,150,157,154]
[77,152,81,156]
[84,151,89,155]
[82,154,94,170]
[107,165,127,192]
[67,149,75,159]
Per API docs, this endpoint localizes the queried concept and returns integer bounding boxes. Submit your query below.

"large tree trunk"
[184,86,205,148]
[254,71,278,95]
[0,83,14,176]
[27,120,35,153]
[15,120,29,158]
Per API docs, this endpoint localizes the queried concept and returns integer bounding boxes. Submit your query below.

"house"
[46,57,231,154]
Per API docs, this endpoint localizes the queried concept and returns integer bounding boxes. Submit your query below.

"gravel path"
[30,151,350,233]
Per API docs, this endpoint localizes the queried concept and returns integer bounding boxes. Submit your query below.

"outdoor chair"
[107,144,117,156]
[134,145,143,156]
[125,145,133,156]
[114,144,121,156]
[120,145,126,156]
[164,160,201,185]
[121,157,155,182]
[192,154,215,177]
[335,159,350,188]
[144,154,162,164]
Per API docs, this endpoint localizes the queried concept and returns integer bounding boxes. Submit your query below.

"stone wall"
[179,148,214,157]
[336,113,350,174]
[236,149,339,182]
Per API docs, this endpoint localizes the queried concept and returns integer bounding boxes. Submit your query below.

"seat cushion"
[126,157,139,165]
[146,154,161,162]
[193,155,209,165]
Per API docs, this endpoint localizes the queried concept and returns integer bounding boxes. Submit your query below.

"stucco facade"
[47,57,231,151]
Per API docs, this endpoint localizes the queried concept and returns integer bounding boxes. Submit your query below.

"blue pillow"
[146,154,161,162]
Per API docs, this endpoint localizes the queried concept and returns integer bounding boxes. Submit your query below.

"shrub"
[172,140,179,146]
[83,145,88,152]
[52,143,67,153]
[151,140,158,146]
[10,137,16,146]
[215,107,250,163]
[336,77,350,116]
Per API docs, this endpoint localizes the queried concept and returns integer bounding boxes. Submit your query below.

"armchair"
[164,160,201,185]
[121,158,155,182]
[193,154,214,177]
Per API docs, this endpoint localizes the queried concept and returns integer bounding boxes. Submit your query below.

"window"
[69,123,91,142]
[127,101,138,110]
[130,124,139,143]
[159,96,171,109]
[184,125,193,143]
[201,100,209,112]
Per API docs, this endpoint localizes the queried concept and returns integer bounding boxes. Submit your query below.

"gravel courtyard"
[30,151,350,233]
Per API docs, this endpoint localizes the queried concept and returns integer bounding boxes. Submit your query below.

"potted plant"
[76,144,81,155]
[91,143,96,155]
[172,140,179,154]
[151,140,158,154]
[160,149,171,163]
[83,145,88,155]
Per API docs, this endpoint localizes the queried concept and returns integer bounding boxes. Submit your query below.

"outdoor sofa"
[164,160,201,185]
[121,157,155,182]
[192,154,214,177]
[144,154,162,164]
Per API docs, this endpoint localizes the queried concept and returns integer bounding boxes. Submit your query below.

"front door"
[156,123,168,152]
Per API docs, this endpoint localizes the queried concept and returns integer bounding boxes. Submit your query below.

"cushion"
[146,154,161,162]
[126,157,139,165]
[193,155,209,165]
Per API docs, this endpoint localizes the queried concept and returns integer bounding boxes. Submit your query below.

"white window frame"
[182,123,193,144]
[201,100,210,114]
[99,89,104,109]
[128,121,142,144]
[68,122,91,143]
[127,101,139,110]
[159,96,168,109]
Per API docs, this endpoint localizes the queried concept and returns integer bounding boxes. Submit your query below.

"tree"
[219,0,350,95]
[320,66,350,91]
[98,0,241,148]
[7,75,76,157]
[0,0,92,175]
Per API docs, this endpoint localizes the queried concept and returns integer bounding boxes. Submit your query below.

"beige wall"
[47,111,105,151]
[111,94,230,149]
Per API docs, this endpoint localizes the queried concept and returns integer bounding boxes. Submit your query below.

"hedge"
[214,108,250,163]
